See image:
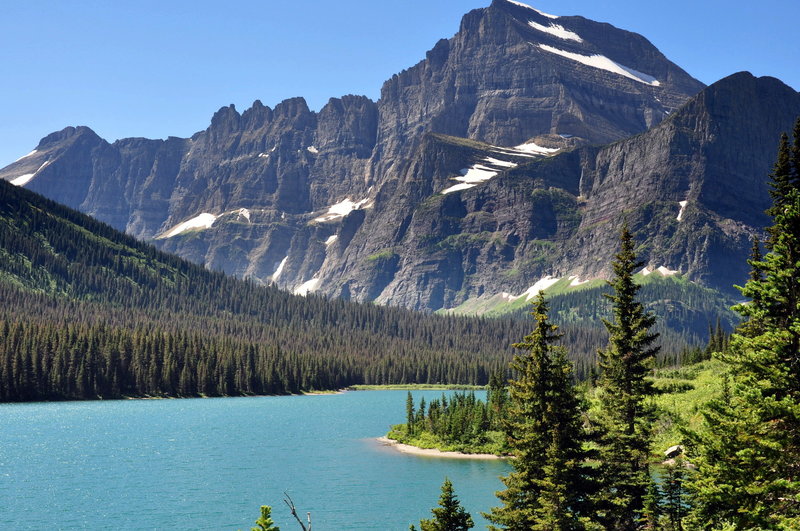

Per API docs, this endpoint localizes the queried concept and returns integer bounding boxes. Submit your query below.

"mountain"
[3,1,787,313]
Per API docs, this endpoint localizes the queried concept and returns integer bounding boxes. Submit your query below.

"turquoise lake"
[0,390,510,530]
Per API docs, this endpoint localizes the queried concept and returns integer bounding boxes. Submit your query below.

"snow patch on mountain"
[657,266,679,276]
[677,200,688,221]
[160,213,218,238]
[442,142,561,194]
[640,265,679,277]
[10,174,35,187]
[272,256,288,281]
[482,157,518,168]
[237,208,251,222]
[568,275,589,287]
[528,20,582,42]
[294,278,320,296]
[10,160,51,187]
[313,197,374,222]
[537,44,661,86]
[14,149,38,163]
[507,0,558,18]
[513,275,561,301]
[307,146,319,154]
[442,164,502,194]
[513,141,562,155]
[325,235,338,246]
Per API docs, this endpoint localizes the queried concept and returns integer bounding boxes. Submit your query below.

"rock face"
[3,1,794,311]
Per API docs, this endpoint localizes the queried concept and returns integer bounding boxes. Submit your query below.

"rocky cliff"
[3,1,790,312]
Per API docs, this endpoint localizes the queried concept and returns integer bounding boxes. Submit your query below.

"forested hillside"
[0,179,530,400]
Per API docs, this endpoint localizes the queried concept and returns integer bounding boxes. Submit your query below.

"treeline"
[0,285,515,401]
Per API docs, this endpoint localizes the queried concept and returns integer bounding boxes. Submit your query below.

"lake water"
[0,390,510,530]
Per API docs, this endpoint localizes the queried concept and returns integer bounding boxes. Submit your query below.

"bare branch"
[283,492,309,531]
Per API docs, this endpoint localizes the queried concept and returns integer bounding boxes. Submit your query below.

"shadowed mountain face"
[4,1,794,312]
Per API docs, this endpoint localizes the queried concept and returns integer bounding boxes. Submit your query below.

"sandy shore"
[375,436,503,460]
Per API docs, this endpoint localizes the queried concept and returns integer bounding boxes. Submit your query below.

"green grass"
[650,358,727,455]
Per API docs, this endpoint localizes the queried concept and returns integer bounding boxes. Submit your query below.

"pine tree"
[486,293,594,530]
[662,458,687,531]
[593,222,660,530]
[791,117,800,188]
[642,479,662,530]
[416,478,474,531]
[688,122,800,528]
[767,132,793,227]
[251,505,280,531]
[406,391,416,436]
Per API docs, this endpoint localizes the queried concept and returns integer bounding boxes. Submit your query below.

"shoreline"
[375,436,504,460]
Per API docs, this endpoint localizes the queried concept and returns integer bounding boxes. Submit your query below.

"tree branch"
[283,492,310,531]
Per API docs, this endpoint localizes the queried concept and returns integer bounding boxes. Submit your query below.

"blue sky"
[1,0,798,166]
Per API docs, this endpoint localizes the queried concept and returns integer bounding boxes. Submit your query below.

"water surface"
[0,390,509,530]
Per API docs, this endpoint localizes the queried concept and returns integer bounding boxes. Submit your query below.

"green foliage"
[390,389,508,455]
[687,118,800,529]
[406,391,416,434]
[252,505,280,531]
[593,223,660,530]
[486,294,594,530]
[416,478,474,531]
[662,459,687,531]
[366,249,397,263]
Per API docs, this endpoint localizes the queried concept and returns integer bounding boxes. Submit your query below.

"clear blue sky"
[1,0,798,166]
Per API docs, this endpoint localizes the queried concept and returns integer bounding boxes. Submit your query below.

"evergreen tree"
[642,479,662,530]
[593,222,660,530]
[251,505,280,531]
[662,458,686,531]
[406,391,416,435]
[688,124,800,528]
[767,132,793,227]
[416,478,474,531]
[792,117,800,188]
[486,293,594,530]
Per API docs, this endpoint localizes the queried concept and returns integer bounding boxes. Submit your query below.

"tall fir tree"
[767,132,793,227]
[414,478,474,531]
[406,391,416,435]
[688,122,800,528]
[593,222,660,530]
[792,117,800,188]
[486,293,595,530]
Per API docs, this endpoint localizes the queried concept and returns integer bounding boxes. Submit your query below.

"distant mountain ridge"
[3,1,796,311]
